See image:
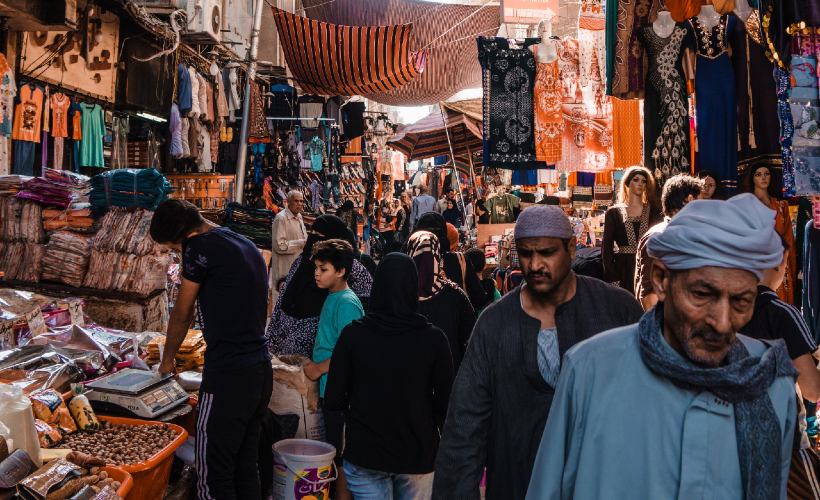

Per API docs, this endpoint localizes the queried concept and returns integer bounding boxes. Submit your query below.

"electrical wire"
[421,1,493,51]
[427,26,500,50]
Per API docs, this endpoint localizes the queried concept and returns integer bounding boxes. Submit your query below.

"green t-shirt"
[313,288,364,396]
[486,194,520,223]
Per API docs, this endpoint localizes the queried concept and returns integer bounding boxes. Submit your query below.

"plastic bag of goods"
[269,356,325,441]
[0,383,43,466]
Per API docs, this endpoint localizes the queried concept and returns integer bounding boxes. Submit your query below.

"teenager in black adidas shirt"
[150,199,272,500]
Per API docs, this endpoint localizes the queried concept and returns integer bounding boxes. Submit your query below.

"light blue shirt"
[525,324,796,500]
[520,295,560,387]
[313,288,364,397]
[410,194,437,229]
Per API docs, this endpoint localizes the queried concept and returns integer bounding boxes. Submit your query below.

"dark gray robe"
[433,276,644,500]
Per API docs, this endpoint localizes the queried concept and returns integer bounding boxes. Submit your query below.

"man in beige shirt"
[271,191,307,299]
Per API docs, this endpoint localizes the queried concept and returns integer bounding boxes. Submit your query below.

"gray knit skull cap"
[514,205,572,240]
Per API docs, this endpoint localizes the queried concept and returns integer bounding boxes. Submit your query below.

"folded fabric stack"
[83,251,171,294]
[42,208,96,232]
[16,177,86,208]
[41,231,93,287]
[224,202,273,249]
[92,208,163,255]
[146,330,206,371]
[41,168,90,191]
[0,197,45,243]
[0,175,30,196]
[88,168,174,213]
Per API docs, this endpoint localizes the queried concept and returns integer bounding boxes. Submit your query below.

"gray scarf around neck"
[639,304,797,500]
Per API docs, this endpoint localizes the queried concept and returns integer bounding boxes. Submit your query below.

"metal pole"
[234,0,265,204]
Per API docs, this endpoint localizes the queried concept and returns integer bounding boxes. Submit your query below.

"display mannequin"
[733,0,752,21]
[602,166,662,294]
[697,4,721,30]
[534,19,558,63]
[532,19,562,164]
[653,10,675,38]
[750,164,795,303]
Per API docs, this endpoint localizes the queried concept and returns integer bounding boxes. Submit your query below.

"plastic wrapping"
[0,384,43,466]
[68,385,101,432]
[0,289,55,322]
[26,325,135,368]
[0,344,90,394]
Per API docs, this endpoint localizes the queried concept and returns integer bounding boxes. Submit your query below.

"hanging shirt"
[11,83,44,143]
[68,99,82,141]
[0,72,16,135]
[306,136,326,171]
[169,103,183,157]
[176,63,193,115]
[391,150,405,179]
[78,103,104,167]
[197,73,208,122]
[485,194,520,223]
[50,93,69,138]
[188,66,201,118]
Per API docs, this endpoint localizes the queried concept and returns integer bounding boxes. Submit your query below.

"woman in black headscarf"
[407,231,476,374]
[442,199,463,227]
[324,254,454,496]
[410,212,489,310]
[266,215,373,357]
[336,199,358,235]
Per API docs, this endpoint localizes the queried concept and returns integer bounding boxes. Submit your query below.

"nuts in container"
[56,421,177,466]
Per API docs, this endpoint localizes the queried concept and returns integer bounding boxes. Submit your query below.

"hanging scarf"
[639,304,798,500]
[407,231,445,301]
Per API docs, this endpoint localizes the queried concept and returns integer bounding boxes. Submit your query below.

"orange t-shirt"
[51,93,70,138]
[11,83,44,143]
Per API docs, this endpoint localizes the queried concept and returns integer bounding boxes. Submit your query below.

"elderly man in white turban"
[526,194,799,500]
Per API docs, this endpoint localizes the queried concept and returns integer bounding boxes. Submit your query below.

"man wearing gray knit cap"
[434,205,644,500]
[526,194,798,500]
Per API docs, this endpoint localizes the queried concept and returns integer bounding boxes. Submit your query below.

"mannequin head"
[696,170,726,200]
[747,164,778,199]
[619,166,656,205]
[537,19,552,38]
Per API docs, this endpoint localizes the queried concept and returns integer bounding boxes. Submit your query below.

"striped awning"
[271,7,426,96]
[302,0,500,106]
[387,102,483,162]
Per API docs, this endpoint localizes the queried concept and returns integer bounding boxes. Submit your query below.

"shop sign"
[501,0,559,24]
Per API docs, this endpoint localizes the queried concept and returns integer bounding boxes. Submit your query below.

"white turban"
[646,193,783,280]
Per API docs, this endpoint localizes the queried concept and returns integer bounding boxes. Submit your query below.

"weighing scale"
[84,368,189,419]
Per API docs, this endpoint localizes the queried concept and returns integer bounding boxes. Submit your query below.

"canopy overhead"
[271,7,426,96]
[302,0,499,106]
[387,99,483,162]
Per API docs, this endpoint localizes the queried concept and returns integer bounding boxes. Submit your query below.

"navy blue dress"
[691,15,737,195]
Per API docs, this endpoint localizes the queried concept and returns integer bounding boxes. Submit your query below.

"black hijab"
[281,214,349,319]
[412,212,450,251]
[353,253,430,333]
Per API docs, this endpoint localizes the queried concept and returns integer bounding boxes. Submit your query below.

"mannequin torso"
[697,5,721,30]
[653,10,675,38]
[533,20,558,63]
[733,0,752,21]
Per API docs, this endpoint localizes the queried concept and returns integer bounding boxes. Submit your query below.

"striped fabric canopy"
[271,7,427,96]
[387,103,483,162]
[303,0,500,106]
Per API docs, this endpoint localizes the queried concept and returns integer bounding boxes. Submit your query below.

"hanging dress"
[637,22,695,188]
[729,11,782,182]
[602,202,663,295]
[772,198,797,304]
[533,45,564,165]
[691,15,738,195]
[477,37,547,171]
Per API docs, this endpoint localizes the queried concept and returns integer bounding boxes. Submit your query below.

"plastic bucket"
[272,439,337,500]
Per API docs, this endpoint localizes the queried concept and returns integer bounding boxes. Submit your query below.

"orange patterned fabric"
[534,48,564,165]
[773,199,796,303]
[666,0,702,23]
[271,7,426,97]
[611,98,642,170]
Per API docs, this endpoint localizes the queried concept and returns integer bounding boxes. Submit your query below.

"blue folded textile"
[89,168,174,213]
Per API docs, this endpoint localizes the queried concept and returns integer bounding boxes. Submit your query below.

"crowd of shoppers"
[165,168,818,500]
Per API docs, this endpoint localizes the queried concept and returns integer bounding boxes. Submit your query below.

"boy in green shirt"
[304,238,363,500]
